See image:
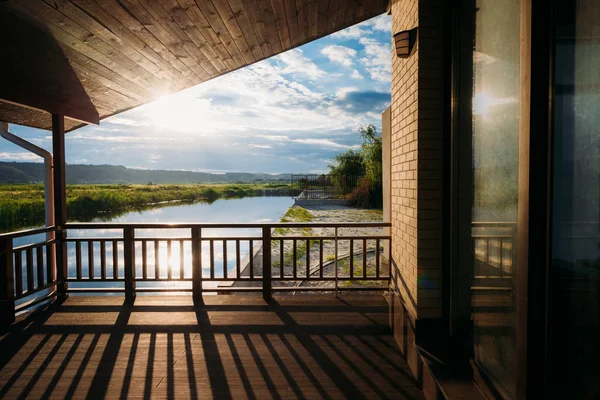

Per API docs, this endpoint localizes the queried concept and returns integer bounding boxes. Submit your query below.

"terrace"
[0,0,430,398]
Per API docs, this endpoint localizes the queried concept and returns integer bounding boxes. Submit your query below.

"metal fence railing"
[291,174,361,200]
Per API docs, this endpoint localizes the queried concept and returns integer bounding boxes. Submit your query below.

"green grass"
[0,183,291,233]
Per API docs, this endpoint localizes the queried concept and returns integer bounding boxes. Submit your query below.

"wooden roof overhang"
[0,0,389,132]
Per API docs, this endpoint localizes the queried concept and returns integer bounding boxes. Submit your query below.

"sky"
[1,14,391,175]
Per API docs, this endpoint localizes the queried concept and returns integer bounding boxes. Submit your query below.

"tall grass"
[0,183,290,233]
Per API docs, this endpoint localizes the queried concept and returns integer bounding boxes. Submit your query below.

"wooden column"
[262,227,272,303]
[192,227,202,302]
[52,114,68,297]
[123,227,136,299]
[0,237,15,329]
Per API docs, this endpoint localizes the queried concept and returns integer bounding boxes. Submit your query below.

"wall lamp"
[394,27,418,58]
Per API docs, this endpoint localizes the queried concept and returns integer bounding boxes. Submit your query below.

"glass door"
[470,0,520,397]
[550,0,600,397]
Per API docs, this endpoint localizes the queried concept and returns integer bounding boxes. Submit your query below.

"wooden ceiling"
[0,0,388,132]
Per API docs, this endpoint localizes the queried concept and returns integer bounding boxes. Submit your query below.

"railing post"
[192,227,202,302]
[123,227,136,300]
[262,227,272,303]
[0,237,15,329]
[334,227,339,297]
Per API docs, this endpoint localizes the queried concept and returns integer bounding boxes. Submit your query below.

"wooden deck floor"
[0,294,424,400]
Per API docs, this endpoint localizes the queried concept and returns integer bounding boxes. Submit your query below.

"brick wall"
[390,0,445,320]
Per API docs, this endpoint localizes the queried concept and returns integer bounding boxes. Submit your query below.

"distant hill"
[0,162,291,184]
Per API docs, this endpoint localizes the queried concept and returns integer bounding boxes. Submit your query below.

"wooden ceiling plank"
[307,0,318,40]
[334,0,349,33]
[211,0,256,65]
[344,0,359,28]
[242,0,273,58]
[70,61,146,102]
[16,0,171,90]
[42,0,164,77]
[194,0,247,69]
[228,0,266,60]
[316,0,329,37]
[270,0,291,49]
[326,0,340,32]
[254,0,282,54]
[60,45,153,100]
[90,0,198,89]
[59,0,196,89]
[155,0,221,76]
[295,0,308,44]
[176,0,232,73]
[133,0,211,80]
[282,0,299,47]
[9,1,165,93]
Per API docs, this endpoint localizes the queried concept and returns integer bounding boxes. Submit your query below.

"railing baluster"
[101,241,107,280]
[362,239,367,279]
[191,227,202,301]
[305,239,310,278]
[180,240,185,280]
[376,239,380,278]
[280,239,284,279]
[236,239,241,279]
[319,240,323,279]
[223,240,227,279]
[292,240,297,279]
[123,227,135,299]
[113,240,119,279]
[88,241,94,279]
[14,251,22,296]
[76,241,82,279]
[249,240,254,278]
[262,227,272,303]
[210,240,215,280]
[154,241,160,280]
[141,241,147,280]
[26,249,34,292]
[350,239,354,279]
[46,243,55,284]
[167,240,173,280]
[36,247,44,289]
[0,237,15,328]
[334,228,339,296]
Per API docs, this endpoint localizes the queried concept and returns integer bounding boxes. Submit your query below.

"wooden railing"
[471,222,517,292]
[0,226,58,326]
[0,222,391,326]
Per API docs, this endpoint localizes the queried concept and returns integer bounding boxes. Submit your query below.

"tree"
[359,125,382,185]
[328,125,383,208]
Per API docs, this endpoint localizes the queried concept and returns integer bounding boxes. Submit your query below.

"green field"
[0,183,291,233]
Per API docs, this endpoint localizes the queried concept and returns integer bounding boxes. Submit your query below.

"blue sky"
[2,14,391,174]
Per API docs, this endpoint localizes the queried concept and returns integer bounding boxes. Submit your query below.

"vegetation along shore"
[0,183,292,233]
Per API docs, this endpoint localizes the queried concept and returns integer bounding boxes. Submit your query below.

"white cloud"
[331,25,370,39]
[366,15,392,32]
[336,87,359,99]
[351,69,364,80]
[275,49,325,78]
[249,144,273,149]
[0,152,43,161]
[359,37,391,82]
[321,45,357,67]
[293,138,356,149]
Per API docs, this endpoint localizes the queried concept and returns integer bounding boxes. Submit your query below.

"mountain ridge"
[0,162,292,184]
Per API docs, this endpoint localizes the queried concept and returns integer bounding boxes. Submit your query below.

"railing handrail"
[65,222,391,229]
[0,226,56,240]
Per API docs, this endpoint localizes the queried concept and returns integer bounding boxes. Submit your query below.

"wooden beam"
[52,114,68,297]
